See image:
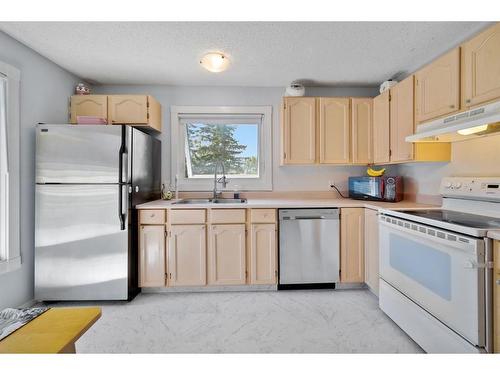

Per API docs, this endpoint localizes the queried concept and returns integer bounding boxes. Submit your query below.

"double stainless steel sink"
[173,198,247,205]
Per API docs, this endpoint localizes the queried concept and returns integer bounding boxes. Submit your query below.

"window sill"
[0,257,21,275]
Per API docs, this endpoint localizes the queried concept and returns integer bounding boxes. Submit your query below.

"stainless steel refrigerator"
[34,124,161,301]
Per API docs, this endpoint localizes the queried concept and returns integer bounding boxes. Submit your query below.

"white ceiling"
[0,22,491,87]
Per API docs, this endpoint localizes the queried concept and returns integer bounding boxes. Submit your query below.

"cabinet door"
[108,95,148,124]
[494,240,500,353]
[168,224,206,286]
[351,98,372,164]
[208,224,246,285]
[319,97,350,164]
[390,75,415,163]
[415,48,460,123]
[70,95,108,124]
[139,225,166,287]
[364,209,379,295]
[373,91,390,164]
[281,97,316,164]
[249,224,277,285]
[462,23,500,108]
[340,208,364,283]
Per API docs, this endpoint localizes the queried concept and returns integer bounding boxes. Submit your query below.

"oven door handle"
[464,260,494,269]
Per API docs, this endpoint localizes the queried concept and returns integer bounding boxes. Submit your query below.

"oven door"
[379,214,485,346]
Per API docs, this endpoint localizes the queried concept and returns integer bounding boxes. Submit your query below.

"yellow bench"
[0,307,101,353]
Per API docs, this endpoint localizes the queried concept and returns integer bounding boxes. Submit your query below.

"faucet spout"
[213,161,229,200]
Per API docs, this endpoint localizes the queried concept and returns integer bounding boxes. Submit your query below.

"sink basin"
[211,198,247,204]
[172,198,247,205]
[172,199,211,204]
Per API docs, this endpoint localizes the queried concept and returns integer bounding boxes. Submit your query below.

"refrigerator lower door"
[35,184,129,300]
[36,124,125,184]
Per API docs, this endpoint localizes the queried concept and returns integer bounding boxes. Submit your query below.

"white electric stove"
[378,177,499,353]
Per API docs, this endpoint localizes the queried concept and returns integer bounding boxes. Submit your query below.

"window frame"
[171,106,273,191]
[0,60,21,274]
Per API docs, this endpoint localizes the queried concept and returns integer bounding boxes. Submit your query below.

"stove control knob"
[454,182,462,189]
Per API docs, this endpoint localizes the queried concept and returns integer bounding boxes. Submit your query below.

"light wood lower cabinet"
[139,225,166,287]
[167,224,207,286]
[208,224,246,285]
[249,224,277,285]
[364,209,379,295]
[494,240,500,353]
[340,208,365,283]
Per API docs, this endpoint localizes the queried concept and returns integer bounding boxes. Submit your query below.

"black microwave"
[348,176,404,202]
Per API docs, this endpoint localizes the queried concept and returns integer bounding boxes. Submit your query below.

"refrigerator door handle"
[118,126,128,230]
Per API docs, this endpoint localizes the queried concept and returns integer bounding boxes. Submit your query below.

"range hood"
[406,100,500,143]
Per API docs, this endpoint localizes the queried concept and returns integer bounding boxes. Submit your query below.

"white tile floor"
[46,289,423,353]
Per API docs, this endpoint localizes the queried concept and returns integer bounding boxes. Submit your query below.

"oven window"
[389,233,452,300]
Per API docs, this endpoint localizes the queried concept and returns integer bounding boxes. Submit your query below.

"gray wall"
[95,85,395,192]
[0,31,80,309]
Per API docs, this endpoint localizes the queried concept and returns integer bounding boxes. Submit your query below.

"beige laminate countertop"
[136,198,438,211]
[487,231,500,241]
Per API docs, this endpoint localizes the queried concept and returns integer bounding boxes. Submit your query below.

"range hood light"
[457,124,489,136]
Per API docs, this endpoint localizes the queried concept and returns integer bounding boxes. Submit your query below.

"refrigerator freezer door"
[36,124,124,184]
[131,128,161,206]
[35,184,129,300]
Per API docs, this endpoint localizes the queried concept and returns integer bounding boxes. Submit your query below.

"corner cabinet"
[390,75,415,163]
[351,98,373,164]
[373,90,390,164]
[340,208,365,283]
[208,224,246,285]
[281,97,317,164]
[364,209,379,295]
[167,224,207,286]
[461,23,500,109]
[139,225,166,287]
[415,48,460,123]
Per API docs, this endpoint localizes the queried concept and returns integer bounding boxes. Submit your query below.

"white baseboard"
[142,284,278,293]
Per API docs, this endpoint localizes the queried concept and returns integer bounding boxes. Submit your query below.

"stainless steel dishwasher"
[278,208,340,289]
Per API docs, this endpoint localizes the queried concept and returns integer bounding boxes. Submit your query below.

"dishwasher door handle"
[283,216,337,220]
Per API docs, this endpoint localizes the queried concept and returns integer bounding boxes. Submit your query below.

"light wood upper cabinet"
[208,224,246,285]
[462,23,500,109]
[249,223,277,285]
[70,95,108,124]
[281,97,316,164]
[168,224,206,286]
[108,95,162,133]
[494,240,500,353]
[364,209,379,295]
[415,48,460,123]
[373,90,390,164]
[351,98,372,164]
[139,225,166,287]
[340,208,364,283]
[319,97,351,164]
[390,76,415,163]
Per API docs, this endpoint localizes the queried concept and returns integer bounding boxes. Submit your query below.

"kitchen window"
[171,106,272,191]
[0,60,21,274]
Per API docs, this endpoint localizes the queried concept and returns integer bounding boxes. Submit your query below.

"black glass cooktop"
[398,209,500,229]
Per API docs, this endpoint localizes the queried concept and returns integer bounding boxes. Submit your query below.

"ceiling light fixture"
[199,52,230,73]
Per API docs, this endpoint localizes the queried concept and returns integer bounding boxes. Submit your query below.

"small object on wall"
[285,81,305,96]
[379,79,398,94]
[161,184,173,200]
[75,82,91,95]
[367,167,386,177]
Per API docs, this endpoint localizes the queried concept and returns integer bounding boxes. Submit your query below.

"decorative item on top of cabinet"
[372,90,390,164]
[70,95,108,124]
[351,98,373,164]
[364,209,379,295]
[462,22,500,109]
[340,208,364,283]
[208,224,246,285]
[318,97,351,164]
[108,95,162,132]
[139,225,166,287]
[415,47,460,123]
[167,224,207,286]
[281,97,316,165]
[494,240,500,353]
